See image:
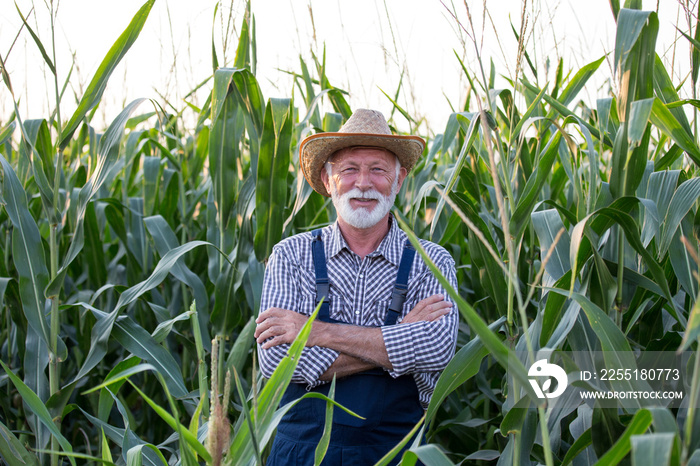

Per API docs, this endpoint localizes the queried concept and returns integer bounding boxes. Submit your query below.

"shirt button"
[359,274,364,278]
[355,310,360,315]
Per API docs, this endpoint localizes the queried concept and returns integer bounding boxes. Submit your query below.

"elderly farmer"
[254,109,459,465]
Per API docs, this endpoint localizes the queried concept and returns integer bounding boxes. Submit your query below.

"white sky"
[0,0,694,135]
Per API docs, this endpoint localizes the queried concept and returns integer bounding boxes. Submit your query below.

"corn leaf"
[59,0,155,148]
[313,377,336,466]
[0,418,39,466]
[47,98,147,298]
[593,409,653,466]
[127,381,211,463]
[658,178,700,256]
[144,215,210,349]
[0,154,66,360]
[510,132,562,239]
[228,306,320,462]
[0,361,75,466]
[650,98,700,167]
[254,98,293,262]
[425,317,505,428]
[396,216,534,394]
[74,241,219,383]
[630,433,676,466]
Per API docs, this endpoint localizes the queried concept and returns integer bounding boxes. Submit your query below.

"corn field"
[1,0,699,465]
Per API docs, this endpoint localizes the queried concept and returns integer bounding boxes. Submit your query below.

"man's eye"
[372,168,386,173]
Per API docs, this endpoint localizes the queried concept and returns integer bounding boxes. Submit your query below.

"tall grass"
[0,1,699,465]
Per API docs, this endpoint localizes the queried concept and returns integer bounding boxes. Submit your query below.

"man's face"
[321,147,407,229]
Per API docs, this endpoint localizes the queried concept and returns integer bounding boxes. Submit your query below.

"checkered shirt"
[257,216,458,408]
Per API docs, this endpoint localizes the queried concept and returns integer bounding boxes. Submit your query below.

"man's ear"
[320,163,331,194]
[396,166,408,191]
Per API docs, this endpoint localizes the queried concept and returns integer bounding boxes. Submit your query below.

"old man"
[255,108,458,465]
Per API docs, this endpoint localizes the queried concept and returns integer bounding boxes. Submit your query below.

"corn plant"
[1,1,699,466]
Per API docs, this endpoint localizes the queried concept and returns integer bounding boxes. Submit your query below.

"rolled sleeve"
[256,242,339,388]
[381,254,459,378]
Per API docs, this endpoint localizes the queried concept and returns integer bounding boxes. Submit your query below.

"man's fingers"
[256,327,283,345]
[256,307,285,324]
[414,294,444,311]
[261,335,285,350]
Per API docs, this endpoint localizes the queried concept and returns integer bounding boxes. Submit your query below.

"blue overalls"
[267,230,424,465]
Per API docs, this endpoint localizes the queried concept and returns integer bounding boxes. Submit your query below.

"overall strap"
[384,240,416,326]
[311,229,331,322]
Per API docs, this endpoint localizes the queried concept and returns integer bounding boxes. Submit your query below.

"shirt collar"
[328,215,405,266]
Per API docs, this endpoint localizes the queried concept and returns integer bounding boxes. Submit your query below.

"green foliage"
[0,2,699,466]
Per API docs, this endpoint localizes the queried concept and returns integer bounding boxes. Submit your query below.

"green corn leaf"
[570,202,677,317]
[614,9,653,78]
[59,0,155,148]
[499,396,532,437]
[233,1,251,70]
[0,418,39,466]
[18,119,54,217]
[47,98,147,298]
[593,409,653,466]
[314,377,336,466]
[14,4,55,75]
[521,81,613,147]
[144,215,210,349]
[402,444,456,466]
[630,433,676,466]
[373,414,426,466]
[74,240,221,384]
[396,216,534,395]
[628,98,654,148]
[228,305,320,462]
[429,112,480,239]
[510,132,562,240]
[0,361,75,466]
[254,98,293,262]
[658,178,700,257]
[561,428,593,466]
[425,317,505,429]
[111,316,188,399]
[0,154,66,360]
[0,121,15,146]
[610,0,620,20]
[650,98,700,166]
[208,69,242,278]
[225,317,256,381]
[232,367,263,466]
[531,209,572,281]
[678,286,700,352]
[95,357,142,421]
[558,56,605,107]
[127,381,211,463]
[653,55,693,136]
[125,444,168,466]
[510,85,548,141]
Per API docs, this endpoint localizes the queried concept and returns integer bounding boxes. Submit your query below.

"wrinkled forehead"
[327,146,398,166]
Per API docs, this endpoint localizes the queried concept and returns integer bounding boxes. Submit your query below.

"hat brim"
[300,132,425,197]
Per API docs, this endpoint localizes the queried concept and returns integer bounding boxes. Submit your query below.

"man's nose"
[355,168,372,190]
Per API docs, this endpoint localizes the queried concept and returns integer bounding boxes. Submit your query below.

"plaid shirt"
[257,216,458,407]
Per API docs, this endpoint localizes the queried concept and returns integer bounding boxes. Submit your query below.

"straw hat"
[299,109,425,197]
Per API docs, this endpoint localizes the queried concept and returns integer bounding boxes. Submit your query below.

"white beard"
[329,179,399,229]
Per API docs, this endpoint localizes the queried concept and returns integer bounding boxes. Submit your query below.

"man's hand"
[401,294,453,324]
[255,308,312,349]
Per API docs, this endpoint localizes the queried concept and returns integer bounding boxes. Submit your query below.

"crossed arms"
[255,244,458,388]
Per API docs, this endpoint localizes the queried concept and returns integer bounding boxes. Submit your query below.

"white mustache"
[342,188,383,202]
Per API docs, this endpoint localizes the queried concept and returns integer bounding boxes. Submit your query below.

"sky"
[0,0,695,135]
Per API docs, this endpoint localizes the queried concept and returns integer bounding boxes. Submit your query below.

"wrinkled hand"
[401,294,452,324]
[255,308,313,349]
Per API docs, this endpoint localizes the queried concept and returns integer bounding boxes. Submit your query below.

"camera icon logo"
[528,359,568,399]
